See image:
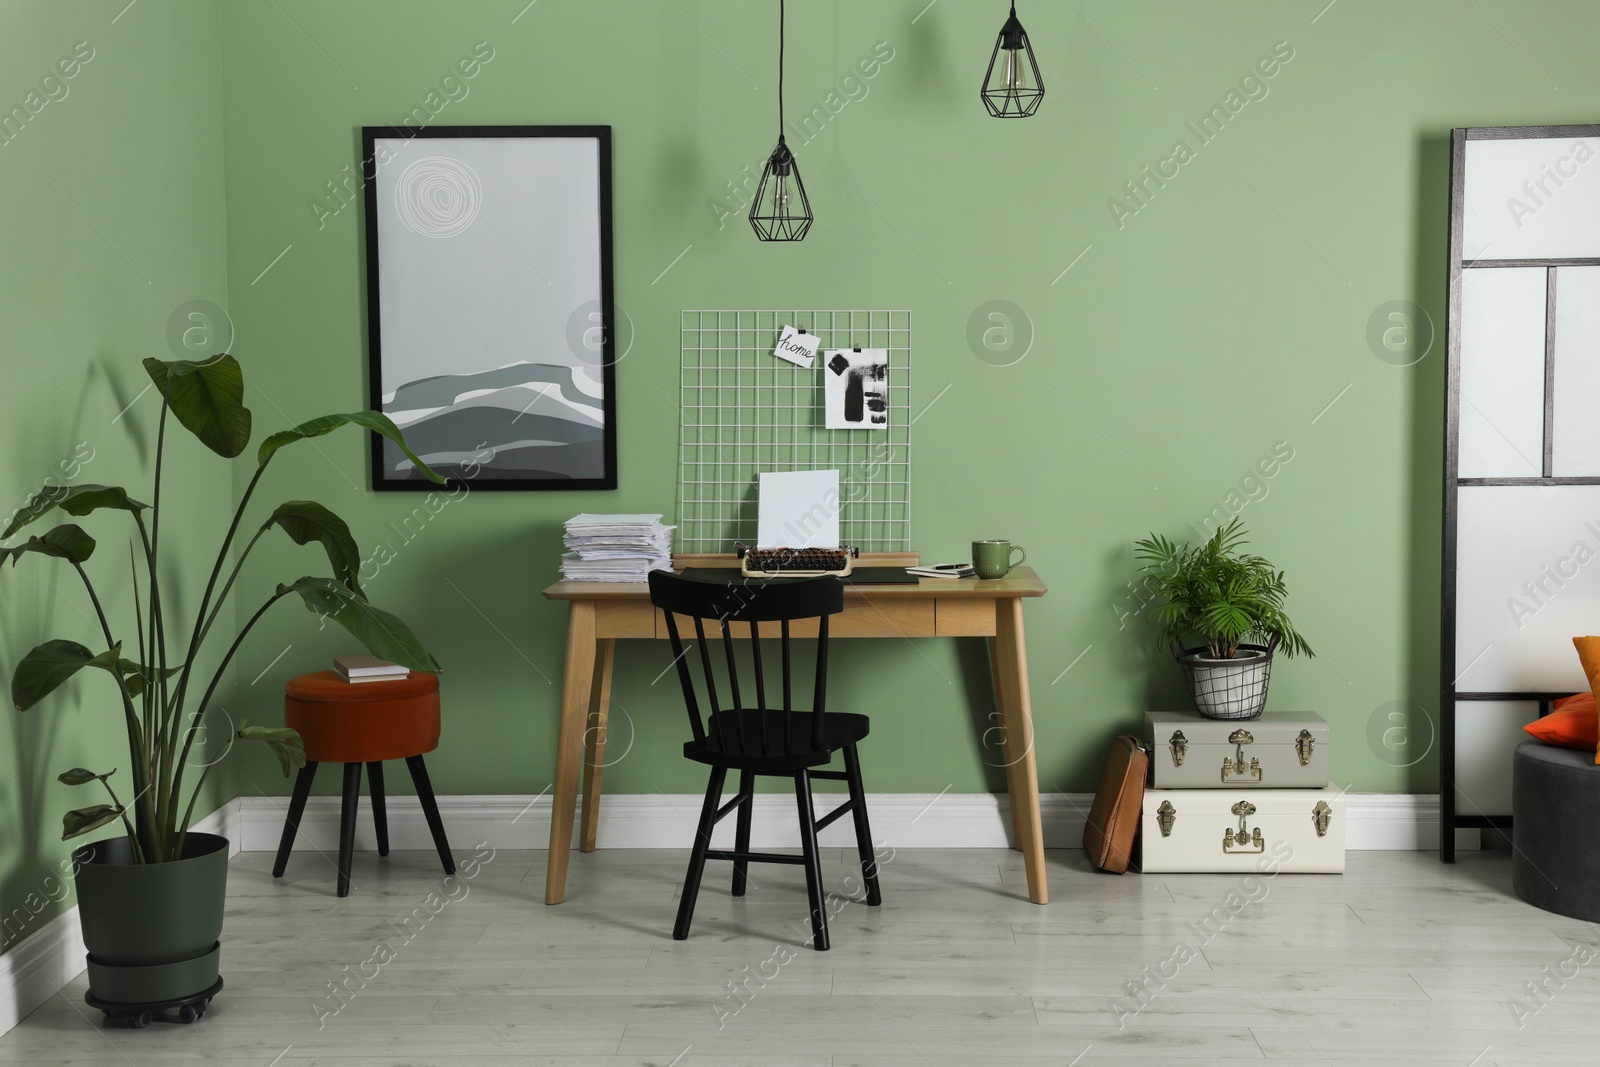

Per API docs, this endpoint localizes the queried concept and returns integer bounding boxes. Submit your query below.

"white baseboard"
[238,791,1447,854]
[0,901,87,1037]
[195,797,243,858]
[0,800,239,1038]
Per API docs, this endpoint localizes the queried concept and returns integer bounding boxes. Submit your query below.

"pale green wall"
[204,0,1595,802]
[8,3,1600,920]
[0,1,232,952]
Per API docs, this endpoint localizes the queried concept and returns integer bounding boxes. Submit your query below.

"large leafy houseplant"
[3,354,444,864]
[1133,518,1312,660]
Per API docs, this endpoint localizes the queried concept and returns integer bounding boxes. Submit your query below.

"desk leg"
[989,635,1026,852]
[995,598,1048,904]
[579,638,616,853]
[545,601,597,905]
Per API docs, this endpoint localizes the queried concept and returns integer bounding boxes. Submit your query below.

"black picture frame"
[361,124,617,491]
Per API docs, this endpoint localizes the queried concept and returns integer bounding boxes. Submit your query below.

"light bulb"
[773,174,790,216]
[1001,47,1026,91]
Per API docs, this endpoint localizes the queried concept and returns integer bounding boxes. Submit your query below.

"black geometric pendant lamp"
[750,0,813,241]
[981,2,1043,118]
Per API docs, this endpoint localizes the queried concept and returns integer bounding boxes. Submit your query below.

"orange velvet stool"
[273,671,454,897]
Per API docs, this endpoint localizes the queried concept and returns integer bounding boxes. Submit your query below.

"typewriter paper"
[756,469,841,549]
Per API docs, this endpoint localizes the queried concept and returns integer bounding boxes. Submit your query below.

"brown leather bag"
[1083,735,1149,874]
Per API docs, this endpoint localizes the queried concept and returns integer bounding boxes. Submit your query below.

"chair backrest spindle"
[748,621,770,750]
[811,614,830,749]
[661,612,706,745]
[781,618,793,752]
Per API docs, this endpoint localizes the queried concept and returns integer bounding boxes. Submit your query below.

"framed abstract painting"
[361,125,617,490]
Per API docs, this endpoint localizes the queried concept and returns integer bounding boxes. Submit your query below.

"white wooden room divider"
[1443,123,1600,860]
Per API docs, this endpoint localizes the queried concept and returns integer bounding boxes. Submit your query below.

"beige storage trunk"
[1138,786,1346,873]
[1145,711,1329,789]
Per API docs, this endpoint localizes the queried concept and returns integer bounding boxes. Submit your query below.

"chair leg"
[731,769,754,897]
[367,762,389,857]
[337,762,361,898]
[273,761,318,878]
[405,755,456,875]
[842,744,882,906]
[793,770,830,951]
[674,765,728,941]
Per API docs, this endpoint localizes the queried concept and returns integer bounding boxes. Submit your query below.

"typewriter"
[735,542,859,579]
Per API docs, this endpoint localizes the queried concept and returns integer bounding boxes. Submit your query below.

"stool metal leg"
[273,761,318,878]
[337,762,362,898]
[367,762,389,857]
[405,755,455,875]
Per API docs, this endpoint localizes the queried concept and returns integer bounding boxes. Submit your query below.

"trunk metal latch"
[1296,729,1316,767]
[1223,800,1264,854]
[1221,728,1261,783]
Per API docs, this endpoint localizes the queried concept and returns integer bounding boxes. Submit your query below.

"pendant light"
[981,2,1043,118]
[750,0,812,241]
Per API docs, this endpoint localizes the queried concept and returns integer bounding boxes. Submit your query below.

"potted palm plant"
[1133,518,1312,720]
[2,354,443,1026]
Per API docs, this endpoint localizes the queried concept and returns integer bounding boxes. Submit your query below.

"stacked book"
[333,655,410,683]
[561,513,674,583]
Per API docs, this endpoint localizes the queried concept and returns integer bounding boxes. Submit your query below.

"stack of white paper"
[561,513,675,583]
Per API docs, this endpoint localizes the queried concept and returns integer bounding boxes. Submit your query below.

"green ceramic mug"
[972,540,1026,580]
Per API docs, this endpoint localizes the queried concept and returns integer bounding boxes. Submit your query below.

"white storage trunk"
[1139,787,1345,873]
[1145,711,1329,789]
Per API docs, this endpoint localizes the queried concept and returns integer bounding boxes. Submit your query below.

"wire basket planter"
[1173,639,1276,721]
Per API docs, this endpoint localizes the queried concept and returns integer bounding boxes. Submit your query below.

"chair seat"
[685,709,870,770]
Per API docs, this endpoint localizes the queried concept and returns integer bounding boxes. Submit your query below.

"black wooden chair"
[648,570,881,951]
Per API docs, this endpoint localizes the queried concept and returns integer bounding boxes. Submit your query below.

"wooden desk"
[540,560,1050,904]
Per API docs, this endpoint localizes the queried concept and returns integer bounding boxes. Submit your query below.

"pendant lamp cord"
[778,0,786,141]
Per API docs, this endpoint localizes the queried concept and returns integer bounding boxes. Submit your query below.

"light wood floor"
[3,845,1597,1065]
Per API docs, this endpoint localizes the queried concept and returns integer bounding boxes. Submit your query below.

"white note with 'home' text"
[773,325,820,367]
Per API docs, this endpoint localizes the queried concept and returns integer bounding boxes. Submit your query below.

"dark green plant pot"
[72,833,228,1005]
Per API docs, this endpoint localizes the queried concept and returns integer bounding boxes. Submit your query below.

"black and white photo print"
[824,348,888,430]
[362,126,617,490]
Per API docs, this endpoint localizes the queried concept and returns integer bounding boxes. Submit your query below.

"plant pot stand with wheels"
[72,832,230,1023]
[86,976,223,1028]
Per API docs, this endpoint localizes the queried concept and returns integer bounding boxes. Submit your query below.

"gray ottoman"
[1512,740,1600,921]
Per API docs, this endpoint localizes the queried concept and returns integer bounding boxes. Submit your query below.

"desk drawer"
[661,599,936,639]
[593,601,658,638]
[935,598,996,636]
[837,599,936,637]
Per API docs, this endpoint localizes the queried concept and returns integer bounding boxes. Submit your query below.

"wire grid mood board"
[676,310,912,554]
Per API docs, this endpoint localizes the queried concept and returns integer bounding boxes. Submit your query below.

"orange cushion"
[1563,635,1600,763]
[1524,691,1599,751]
[284,670,440,763]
